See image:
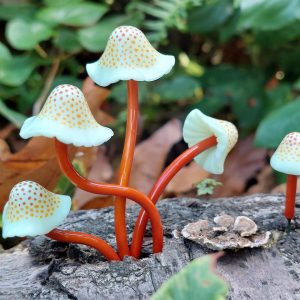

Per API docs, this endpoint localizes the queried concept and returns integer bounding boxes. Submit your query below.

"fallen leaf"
[79,196,114,210]
[0,137,62,211]
[73,146,114,210]
[0,124,16,139]
[83,77,115,126]
[130,119,182,195]
[272,177,300,194]
[0,139,12,160]
[211,135,268,197]
[164,161,209,195]
[247,166,275,194]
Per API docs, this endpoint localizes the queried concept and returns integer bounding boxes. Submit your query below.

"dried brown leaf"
[165,161,209,195]
[211,135,267,197]
[73,146,114,210]
[129,119,182,195]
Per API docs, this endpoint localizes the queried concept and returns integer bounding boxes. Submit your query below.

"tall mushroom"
[2,181,120,261]
[19,84,164,257]
[86,25,175,257]
[130,109,238,257]
[270,132,300,229]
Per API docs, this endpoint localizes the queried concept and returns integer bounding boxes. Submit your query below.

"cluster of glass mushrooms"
[2,26,297,261]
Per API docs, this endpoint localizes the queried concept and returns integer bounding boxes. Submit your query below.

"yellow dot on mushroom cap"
[5,181,62,223]
[98,26,159,69]
[38,84,99,130]
[275,132,300,162]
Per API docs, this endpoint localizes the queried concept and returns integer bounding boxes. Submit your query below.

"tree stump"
[0,194,299,300]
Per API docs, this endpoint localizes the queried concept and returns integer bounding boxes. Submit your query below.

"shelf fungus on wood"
[181,214,271,251]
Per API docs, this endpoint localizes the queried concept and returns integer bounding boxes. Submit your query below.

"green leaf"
[0,42,12,61]
[151,254,228,300]
[255,98,300,148]
[51,76,82,90]
[78,15,139,52]
[6,18,53,50]
[187,0,234,33]
[0,4,36,21]
[54,28,82,53]
[196,179,223,196]
[195,65,266,133]
[0,99,26,128]
[254,22,300,48]
[0,56,37,87]
[110,81,148,104]
[263,84,293,113]
[37,2,108,26]
[152,76,201,102]
[43,0,83,6]
[238,0,300,31]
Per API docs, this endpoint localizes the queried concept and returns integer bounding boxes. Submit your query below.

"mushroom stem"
[130,135,217,258]
[55,139,163,255]
[47,229,121,261]
[115,80,139,258]
[285,174,297,220]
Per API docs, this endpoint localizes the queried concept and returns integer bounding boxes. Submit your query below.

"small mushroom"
[270,132,300,223]
[86,25,175,87]
[183,109,238,174]
[20,84,113,147]
[2,181,71,238]
[233,216,258,237]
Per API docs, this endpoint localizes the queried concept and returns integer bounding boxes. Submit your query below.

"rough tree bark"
[0,194,299,300]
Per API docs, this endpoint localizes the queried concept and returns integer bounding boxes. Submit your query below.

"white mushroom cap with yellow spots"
[20,84,113,147]
[2,181,71,238]
[270,132,300,175]
[86,26,175,87]
[183,109,238,174]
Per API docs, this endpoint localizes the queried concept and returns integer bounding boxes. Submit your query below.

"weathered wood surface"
[0,194,299,300]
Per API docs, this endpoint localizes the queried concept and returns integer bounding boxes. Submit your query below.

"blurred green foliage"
[1,0,300,149]
[151,254,228,300]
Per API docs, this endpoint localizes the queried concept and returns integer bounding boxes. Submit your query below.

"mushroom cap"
[20,84,113,147]
[183,109,238,174]
[2,181,71,238]
[86,26,175,87]
[270,132,300,175]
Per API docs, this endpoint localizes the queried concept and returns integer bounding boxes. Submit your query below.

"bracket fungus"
[2,181,71,238]
[20,84,113,147]
[183,109,238,174]
[270,132,300,225]
[86,25,175,86]
[182,215,271,251]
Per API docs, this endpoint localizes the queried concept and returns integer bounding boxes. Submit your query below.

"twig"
[33,58,60,115]
[34,44,48,58]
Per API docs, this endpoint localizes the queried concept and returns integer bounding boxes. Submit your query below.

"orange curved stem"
[115,80,139,258]
[47,228,121,261]
[55,139,163,255]
[285,174,297,220]
[130,135,217,258]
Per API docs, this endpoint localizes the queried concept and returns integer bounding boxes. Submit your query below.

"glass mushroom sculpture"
[86,25,175,258]
[3,181,120,261]
[130,109,238,257]
[3,25,240,261]
[270,132,300,228]
[18,83,164,259]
